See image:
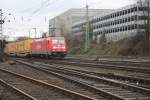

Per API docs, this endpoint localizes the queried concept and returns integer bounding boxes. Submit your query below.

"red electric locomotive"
[31,37,67,58]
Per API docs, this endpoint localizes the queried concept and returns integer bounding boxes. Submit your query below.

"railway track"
[16,59,150,100]
[65,57,150,68]
[14,57,150,88]
[45,59,150,74]
[50,59,150,80]
[12,56,150,70]
[12,57,150,80]
[0,67,96,100]
[49,64,150,89]
[11,60,120,100]
[67,55,150,63]
[0,79,37,100]
[1,60,106,100]
[80,69,150,88]
[21,57,150,82]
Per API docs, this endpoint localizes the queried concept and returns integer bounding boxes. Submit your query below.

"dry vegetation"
[69,34,150,56]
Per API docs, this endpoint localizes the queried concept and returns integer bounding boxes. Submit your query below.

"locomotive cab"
[48,37,67,57]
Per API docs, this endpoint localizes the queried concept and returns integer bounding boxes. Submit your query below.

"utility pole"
[49,28,56,37]
[0,9,6,62]
[147,0,150,54]
[85,2,90,51]
[0,9,5,46]
[49,19,56,37]
[138,0,150,54]
[53,18,56,36]
[0,9,3,35]
[32,28,37,38]
[28,30,31,38]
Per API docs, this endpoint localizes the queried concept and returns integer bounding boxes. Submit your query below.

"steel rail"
[0,67,96,100]
[17,60,127,100]
[54,66,150,89]
[17,60,150,100]
[37,62,150,95]
[65,57,150,68]
[48,60,150,74]
[0,79,37,100]
[15,58,150,86]
[67,55,150,61]
[38,65,150,99]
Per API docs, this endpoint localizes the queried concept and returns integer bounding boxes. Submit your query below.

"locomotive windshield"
[52,39,65,44]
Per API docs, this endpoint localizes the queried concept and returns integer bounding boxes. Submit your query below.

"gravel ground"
[1,59,150,100]
[51,63,150,80]
[0,67,71,100]
[0,85,21,100]
[0,61,105,100]
[32,58,150,79]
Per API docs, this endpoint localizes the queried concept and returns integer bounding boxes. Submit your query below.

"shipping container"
[4,42,16,56]
[15,39,32,56]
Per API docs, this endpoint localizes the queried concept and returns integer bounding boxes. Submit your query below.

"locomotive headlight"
[61,46,66,49]
[53,46,57,49]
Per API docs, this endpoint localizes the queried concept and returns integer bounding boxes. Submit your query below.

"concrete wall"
[72,2,146,43]
[49,8,114,36]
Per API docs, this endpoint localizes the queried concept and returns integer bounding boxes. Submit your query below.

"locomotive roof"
[33,37,65,41]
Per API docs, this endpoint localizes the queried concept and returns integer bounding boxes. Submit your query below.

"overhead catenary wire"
[4,0,91,38]
[32,0,60,15]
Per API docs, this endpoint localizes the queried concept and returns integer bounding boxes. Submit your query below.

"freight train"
[4,37,67,58]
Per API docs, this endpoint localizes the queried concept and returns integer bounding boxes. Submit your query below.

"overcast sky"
[0,0,135,39]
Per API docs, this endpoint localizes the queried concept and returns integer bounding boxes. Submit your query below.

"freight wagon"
[4,42,16,56]
[4,37,67,58]
[4,38,33,57]
[16,39,33,57]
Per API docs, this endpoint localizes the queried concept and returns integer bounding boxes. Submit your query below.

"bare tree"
[137,0,150,54]
[99,32,107,49]
[42,32,48,38]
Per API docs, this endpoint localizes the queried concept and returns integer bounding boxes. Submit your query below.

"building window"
[131,25,135,29]
[123,10,125,15]
[117,12,119,17]
[117,28,120,32]
[120,27,123,31]
[110,14,112,18]
[125,26,128,31]
[97,25,99,29]
[131,16,134,21]
[128,17,131,22]
[125,10,128,14]
[115,28,117,32]
[134,24,137,29]
[139,7,147,11]
[114,13,117,17]
[122,27,125,31]
[100,24,102,28]
[131,8,134,13]
[125,18,128,23]
[128,9,131,13]
[134,7,137,12]
[120,19,123,23]
[128,26,131,30]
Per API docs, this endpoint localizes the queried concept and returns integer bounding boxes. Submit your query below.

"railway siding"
[0,79,37,100]
[16,60,150,100]
[0,61,104,100]
[0,64,96,100]
[49,60,150,74]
